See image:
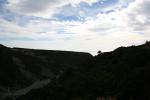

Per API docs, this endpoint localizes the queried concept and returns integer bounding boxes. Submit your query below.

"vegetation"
[1,42,150,100]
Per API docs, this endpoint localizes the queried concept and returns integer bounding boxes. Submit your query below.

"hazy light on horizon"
[0,0,150,54]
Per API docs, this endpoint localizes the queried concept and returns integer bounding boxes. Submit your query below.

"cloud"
[124,0,150,31]
[6,0,101,18]
[0,0,150,55]
[53,0,124,21]
[7,0,61,18]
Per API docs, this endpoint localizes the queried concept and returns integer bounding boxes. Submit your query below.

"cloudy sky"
[0,0,150,54]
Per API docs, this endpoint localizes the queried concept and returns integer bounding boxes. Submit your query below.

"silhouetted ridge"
[0,42,150,100]
[0,44,92,100]
[0,44,7,49]
[138,41,150,48]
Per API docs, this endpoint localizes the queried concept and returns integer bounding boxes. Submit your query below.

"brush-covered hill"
[0,44,92,99]
[1,42,150,100]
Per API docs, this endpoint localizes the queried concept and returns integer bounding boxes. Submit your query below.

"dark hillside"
[16,42,150,100]
[1,42,150,100]
[0,45,92,100]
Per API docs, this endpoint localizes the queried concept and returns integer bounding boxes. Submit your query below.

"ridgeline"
[0,42,150,100]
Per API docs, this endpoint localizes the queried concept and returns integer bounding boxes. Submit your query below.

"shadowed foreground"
[0,42,150,100]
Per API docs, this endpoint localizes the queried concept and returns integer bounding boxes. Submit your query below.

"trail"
[0,79,50,99]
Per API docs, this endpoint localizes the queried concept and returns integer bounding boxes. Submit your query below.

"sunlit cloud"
[0,0,149,54]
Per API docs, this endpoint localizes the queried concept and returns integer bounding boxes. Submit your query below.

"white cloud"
[7,0,100,18]
[123,0,150,31]
[1,0,150,55]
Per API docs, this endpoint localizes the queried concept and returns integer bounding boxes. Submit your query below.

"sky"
[0,0,150,55]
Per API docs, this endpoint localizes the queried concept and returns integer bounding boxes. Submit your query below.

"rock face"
[0,45,92,99]
[1,42,150,100]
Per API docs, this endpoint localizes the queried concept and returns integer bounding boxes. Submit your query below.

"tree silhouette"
[97,50,102,54]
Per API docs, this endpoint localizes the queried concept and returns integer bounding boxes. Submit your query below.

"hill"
[0,45,92,99]
[1,42,150,100]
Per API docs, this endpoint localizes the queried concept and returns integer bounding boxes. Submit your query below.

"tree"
[97,51,102,55]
